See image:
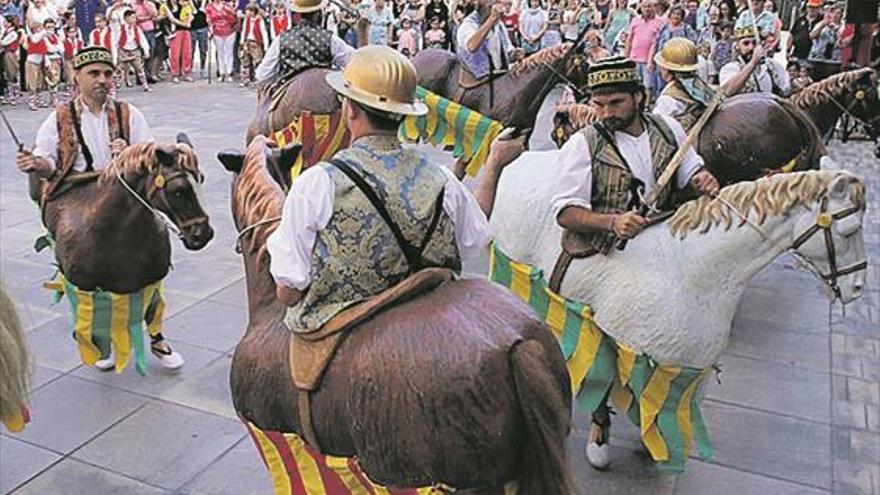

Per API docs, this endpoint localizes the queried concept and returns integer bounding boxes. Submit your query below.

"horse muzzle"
[180,219,214,251]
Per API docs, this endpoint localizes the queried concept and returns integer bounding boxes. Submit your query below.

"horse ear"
[155,145,177,167]
[828,174,852,200]
[266,143,301,171]
[217,149,245,174]
[176,132,195,149]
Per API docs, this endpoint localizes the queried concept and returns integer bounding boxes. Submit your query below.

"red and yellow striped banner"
[273,111,351,182]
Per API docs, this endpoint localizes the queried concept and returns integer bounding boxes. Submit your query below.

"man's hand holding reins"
[110,138,127,157]
[690,169,720,196]
[611,211,647,240]
[16,149,54,179]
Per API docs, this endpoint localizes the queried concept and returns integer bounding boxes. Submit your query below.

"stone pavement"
[0,82,877,495]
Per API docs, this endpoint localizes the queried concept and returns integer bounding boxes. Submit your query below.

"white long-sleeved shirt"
[33,99,154,171]
[550,113,704,218]
[266,158,492,290]
[255,31,354,82]
[719,56,790,95]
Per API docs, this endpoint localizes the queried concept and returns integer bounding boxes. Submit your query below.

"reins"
[115,169,209,240]
[235,217,281,253]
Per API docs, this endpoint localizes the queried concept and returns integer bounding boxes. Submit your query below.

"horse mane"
[790,67,874,110]
[511,43,573,76]
[235,136,285,255]
[668,170,865,238]
[556,102,598,129]
[0,284,30,423]
[99,142,201,184]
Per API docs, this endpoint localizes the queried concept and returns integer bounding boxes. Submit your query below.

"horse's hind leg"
[586,397,612,470]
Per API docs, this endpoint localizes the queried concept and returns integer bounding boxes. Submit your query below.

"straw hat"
[654,38,699,73]
[291,0,328,14]
[325,46,428,117]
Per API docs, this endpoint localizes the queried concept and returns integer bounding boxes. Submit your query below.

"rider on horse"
[14,46,184,371]
[455,0,523,80]
[266,45,524,332]
[254,0,359,84]
[652,38,718,131]
[719,24,789,96]
[549,55,720,468]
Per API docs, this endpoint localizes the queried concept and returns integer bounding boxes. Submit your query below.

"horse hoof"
[586,441,612,470]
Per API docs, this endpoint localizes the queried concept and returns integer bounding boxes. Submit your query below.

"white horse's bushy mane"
[790,67,875,110]
[669,170,865,238]
[0,284,30,423]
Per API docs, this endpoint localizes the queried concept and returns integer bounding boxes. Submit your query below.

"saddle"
[29,170,102,205]
[289,268,455,451]
[453,64,508,103]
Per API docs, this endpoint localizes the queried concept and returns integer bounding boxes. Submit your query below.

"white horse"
[489,150,867,467]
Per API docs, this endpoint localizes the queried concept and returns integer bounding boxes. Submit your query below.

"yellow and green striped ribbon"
[46,273,165,375]
[488,243,713,473]
[400,87,504,178]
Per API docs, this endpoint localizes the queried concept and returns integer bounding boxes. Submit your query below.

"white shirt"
[266,161,493,290]
[719,57,790,95]
[651,94,686,120]
[551,113,704,218]
[33,100,154,171]
[455,13,515,71]
[255,31,354,82]
[115,23,151,57]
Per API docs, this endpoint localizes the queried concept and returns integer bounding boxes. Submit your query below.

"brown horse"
[790,67,880,140]
[43,135,213,293]
[245,69,338,144]
[219,136,576,494]
[551,93,825,186]
[413,43,590,131]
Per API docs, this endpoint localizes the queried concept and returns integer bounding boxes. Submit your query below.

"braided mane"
[99,142,201,183]
[668,170,865,238]
[234,136,285,255]
[555,102,598,129]
[511,43,573,76]
[790,68,874,110]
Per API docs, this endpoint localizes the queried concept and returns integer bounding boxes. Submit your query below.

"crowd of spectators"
[0,0,877,109]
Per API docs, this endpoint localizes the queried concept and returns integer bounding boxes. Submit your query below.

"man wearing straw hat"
[653,37,718,130]
[266,46,526,333]
[254,0,362,83]
[718,24,789,95]
[551,55,719,469]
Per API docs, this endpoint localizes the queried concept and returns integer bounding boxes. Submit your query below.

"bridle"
[825,84,877,136]
[116,169,208,239]
[789,196,867,299]
[713,193,866,300]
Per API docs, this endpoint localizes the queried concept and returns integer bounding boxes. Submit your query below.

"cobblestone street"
[0,82,877,495]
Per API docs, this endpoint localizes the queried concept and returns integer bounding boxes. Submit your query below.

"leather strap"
[329,159,444,273]
[69,100,95,171]
[297,392,321,452]
[548,250,573,294]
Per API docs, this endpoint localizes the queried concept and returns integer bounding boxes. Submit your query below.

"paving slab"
[0,435,61,493]
[9,458,168,495]
[162,299,249,353]
[73,401,245,491]
[206,279,248,310]
[180,438,273,495]
[25,315,87,373]
[726,318,831,372]
[674,460,829,495]
[158,353,238,419]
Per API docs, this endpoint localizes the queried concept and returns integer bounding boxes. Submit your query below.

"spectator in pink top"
[625,0,665,102]
[206,0,238,82]
[133,0,159,82]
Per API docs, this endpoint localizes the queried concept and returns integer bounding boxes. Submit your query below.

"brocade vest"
[279,22,332,81]
[285,135,461,333]
[56,98,130,174]
[576,114,678,254]
[660,80,704,132]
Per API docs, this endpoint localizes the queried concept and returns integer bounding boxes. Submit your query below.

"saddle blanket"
[488,244,714,473]
[273,111,352,182]
[244,421,518,495]
[45,273,165,375]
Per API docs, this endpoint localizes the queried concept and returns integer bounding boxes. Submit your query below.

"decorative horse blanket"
[489,244,713,473]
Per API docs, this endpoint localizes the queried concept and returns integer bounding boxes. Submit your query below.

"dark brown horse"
[413,43,590,131]
[219,136,575,494]
[790,67,880,140]
[246,69,338,144]
[43,135,213,293]
[552,93,825,186]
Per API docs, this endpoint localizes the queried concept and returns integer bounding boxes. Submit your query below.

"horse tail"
[776,96,826,171]
[510,339,577,495]
[0,284,31,428]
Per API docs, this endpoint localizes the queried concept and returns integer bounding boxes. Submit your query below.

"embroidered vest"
[575,114,678,254]
[285,136,461,333]
[118,25,144,50]
[90,28,113,49]
[279,22,332,81]
[243,17,264,44]
[272,14,290,37]
[661,81,704,131]
[55,99,131,175]
[64,35,83,58]
[27,36,48,55]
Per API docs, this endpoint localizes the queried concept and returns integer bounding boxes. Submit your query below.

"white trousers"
[214,34,235,76]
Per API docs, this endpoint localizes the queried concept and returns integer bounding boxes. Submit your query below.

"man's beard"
[740,50,753,62]
[602,108,638,131]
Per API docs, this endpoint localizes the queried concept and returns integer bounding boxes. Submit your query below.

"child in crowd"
[0,15,23,105]
[697,40,713,83]
[612,29,628,56]
[397,15,418,57]
[239,3,267,86]
[791,62,814,94]
[63,22,82,97]
[424,16,446,49]
[710,20,733,75]
[43,18,62,105]
[270,1,290,39]
[116,9,151,91]
[89,14,113,50]
[25,21,49,110]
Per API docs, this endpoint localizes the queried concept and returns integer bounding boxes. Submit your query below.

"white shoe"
[151,342,185,370]
[94,356,115,372]
[586,441,612,470]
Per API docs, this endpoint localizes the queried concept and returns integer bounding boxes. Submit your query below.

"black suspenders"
[68,100,128,171]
